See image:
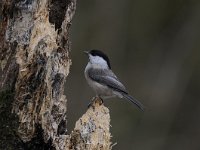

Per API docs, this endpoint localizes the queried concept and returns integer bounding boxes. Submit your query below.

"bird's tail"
[122,94,145,111]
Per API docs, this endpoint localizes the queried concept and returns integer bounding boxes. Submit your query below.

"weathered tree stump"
[0,0,111,149]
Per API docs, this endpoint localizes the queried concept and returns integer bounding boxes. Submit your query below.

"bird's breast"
[84,67,114,98]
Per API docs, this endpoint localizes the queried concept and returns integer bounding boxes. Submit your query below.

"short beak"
[84,51,89,55]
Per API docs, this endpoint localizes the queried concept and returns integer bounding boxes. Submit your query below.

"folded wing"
[88,68,128,94]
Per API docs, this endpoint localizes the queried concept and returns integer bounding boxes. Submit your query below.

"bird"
[84,49,144,111]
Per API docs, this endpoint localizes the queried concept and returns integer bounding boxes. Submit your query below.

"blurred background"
[65,0,200,150]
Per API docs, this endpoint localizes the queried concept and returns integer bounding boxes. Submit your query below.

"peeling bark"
[68,99,111,150]
[53,98,111,150]
[0,0,112,149]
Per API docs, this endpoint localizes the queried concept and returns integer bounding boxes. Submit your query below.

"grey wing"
[88,68,128,94]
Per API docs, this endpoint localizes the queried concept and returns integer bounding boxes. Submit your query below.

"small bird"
[84,49,144,111]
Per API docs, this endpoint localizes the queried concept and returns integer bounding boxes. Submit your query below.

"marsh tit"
[84,49,144,111]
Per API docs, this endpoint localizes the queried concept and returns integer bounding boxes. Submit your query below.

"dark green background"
[66,0,200,149]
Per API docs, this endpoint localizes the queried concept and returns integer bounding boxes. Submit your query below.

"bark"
[0,0,111,149]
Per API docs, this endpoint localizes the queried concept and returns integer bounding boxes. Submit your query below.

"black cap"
[88,49,111,69]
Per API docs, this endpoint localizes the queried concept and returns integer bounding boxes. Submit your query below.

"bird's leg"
[87,96,104,108]
[87,97,96,108]
[98,96,104,104]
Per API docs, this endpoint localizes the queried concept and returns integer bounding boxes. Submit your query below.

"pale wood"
[0,0,111,149]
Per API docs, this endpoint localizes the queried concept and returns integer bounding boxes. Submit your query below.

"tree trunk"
[0,0,111,149]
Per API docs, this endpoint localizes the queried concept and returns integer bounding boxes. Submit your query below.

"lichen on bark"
[68,98,111,150]
[10,0,72,144]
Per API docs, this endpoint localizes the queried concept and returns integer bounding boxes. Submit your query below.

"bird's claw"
[87,96,104,108]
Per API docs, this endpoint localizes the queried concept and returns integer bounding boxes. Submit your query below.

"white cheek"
[89,55,108,68]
